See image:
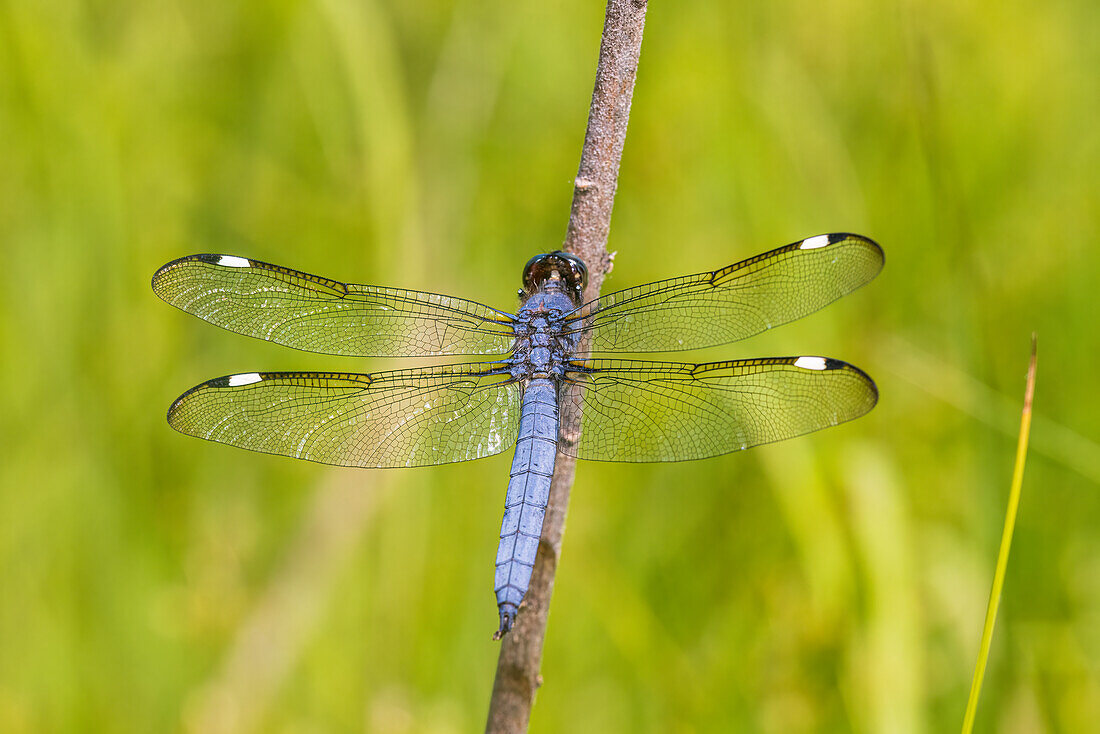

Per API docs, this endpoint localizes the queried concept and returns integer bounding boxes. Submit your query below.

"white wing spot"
[799,235,830,250]
[218,255,251,268]
[794,356,828,371]
[228,373,263,386]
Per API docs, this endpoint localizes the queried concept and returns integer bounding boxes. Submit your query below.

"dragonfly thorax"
[509,290,581,381]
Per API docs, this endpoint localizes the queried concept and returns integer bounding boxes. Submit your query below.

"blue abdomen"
[494,378,558,635]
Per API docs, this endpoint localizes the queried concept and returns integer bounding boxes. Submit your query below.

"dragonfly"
[152,232,883,637]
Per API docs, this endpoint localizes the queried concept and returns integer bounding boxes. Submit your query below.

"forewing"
[152,254,515,356]
[167,364,521,468]
[559,357,877,462]
[568,234,883,354]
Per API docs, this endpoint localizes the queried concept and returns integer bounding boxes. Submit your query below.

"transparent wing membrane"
[152,254,516,357]
[167,364,521,468]
[157,236,882,467]
[560,356,878,462]
[569,234,883,354]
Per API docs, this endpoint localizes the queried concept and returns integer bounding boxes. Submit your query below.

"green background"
[1,0,1097,731]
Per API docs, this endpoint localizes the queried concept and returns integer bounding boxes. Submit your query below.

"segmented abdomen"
[494,378,558,635]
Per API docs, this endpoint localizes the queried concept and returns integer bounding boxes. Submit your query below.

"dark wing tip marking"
[827,357,879,407]
[150,254,195,293]
[848,233,884,267]
[823,232,885,267]
[791,355,879,412]
[152,253,249,296]
[799,231,883,255]
[166,371,267,423]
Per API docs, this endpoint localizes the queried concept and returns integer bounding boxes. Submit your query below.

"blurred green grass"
[1,0,1098,732]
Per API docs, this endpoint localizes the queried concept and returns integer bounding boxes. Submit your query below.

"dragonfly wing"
[167,364,521,468]
[568,233,883,354]
[152,254,516,356]
[558,357,877,462]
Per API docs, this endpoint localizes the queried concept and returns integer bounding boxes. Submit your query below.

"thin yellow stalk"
[961,334,1037,733]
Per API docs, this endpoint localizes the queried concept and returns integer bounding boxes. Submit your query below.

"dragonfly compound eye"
[522,251,589,302]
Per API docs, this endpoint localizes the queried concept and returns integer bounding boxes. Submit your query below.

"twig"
[485,1,647,731]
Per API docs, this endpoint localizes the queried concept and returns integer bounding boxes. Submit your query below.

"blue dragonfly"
[152,233,883,637]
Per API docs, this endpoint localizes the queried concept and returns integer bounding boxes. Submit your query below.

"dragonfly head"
[522,250,588,305]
